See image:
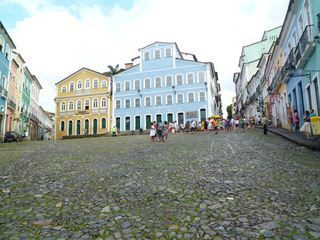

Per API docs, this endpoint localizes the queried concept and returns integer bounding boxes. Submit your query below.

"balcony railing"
[294,25,316,68]
[7,99,16,110]
[0,85,8,98]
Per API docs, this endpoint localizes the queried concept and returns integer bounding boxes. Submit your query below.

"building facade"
[29,75,42,140]
[113,42,221,131]
[55,67,112,140]
[20,67,32,137]
[0,21,16,139]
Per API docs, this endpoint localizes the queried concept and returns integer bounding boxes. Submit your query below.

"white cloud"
[8,0,288,114]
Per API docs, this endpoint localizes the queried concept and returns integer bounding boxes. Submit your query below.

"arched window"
[77,80,82,90]
[69,82,74,91]
[101,98,106,108]
[76,100,82,110]
[102,118,106,128]
[85,79,90,89]
[61,86,67,93]
[61,102,66,111]
[93,98,98,109]
[60,121,65,131]
[93,79,99,88]
[68,101,74,111]
[85,99,90,110]
[101,80,107,88]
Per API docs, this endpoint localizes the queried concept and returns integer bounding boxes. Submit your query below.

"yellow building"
[55,67,112,140]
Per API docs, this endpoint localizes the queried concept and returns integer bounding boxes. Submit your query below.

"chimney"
[125,63,133,69]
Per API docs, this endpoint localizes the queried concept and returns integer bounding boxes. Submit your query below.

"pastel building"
[0,21,16,138]
[55,67,112,140]
[113,42,221,131]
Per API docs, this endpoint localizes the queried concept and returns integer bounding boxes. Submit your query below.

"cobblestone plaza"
[0,132,320,239]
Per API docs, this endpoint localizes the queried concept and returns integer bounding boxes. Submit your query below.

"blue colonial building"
[0,21,16,138]
[113,42,221,131]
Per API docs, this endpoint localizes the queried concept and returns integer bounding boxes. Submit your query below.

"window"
[199,92,205,101]
[93,98,98,109]
[125,81,130,91]
[93,79,98,88]
[177,94,183,104]
[102,118,106,129]
[0,36,4,53]
[154,50,160,59]
[116,82,121,92]
[5,45,10,60]
[125,99,130,108]
[85,99,90,110]
[145,78,151,89]
[68,101,74,111]
[167,95,173,105]
[198,72,205,83]
[61,86,67,93]
[155,77,161,88]
[166,76,173,86]
[187,73,194,84]
[144,51,150,61]
[165,48,172,57]
[77,100,82,110]
[116,100,121,109]
[188,92,195,102]
[135,98,141,107]
[69,82,74,92]
[156,96,161,106]
[85,79,90,89]
[145,97,151,107]
[176,75,183,85]
[101,80,107,88]
[60,121,65,131]
[77,80,82,90]
[134,80,140,90]
[101,98,106,108]
[61,102,66,111]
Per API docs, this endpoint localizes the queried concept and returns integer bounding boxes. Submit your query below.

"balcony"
[0,85,8,98]
[7,99,16,110]
[294,25,316,68]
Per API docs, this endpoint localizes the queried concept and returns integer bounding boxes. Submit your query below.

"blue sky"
[0,0,288,113]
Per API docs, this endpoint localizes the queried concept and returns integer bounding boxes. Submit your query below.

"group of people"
[291,109,317,139]
[149,121,171,142]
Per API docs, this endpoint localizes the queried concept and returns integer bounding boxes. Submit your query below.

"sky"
[1,0,289,115]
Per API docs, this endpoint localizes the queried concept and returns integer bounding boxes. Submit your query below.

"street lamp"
[172,85,176,94]
[137,89,142,98]
[204,82,208,91]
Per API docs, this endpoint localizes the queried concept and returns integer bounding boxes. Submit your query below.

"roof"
[0,21,16,49]
[55,67,110,86]
[12,51,26,64]
[32,75,43,89]
[261,25,282,41]
[139,41,183,58]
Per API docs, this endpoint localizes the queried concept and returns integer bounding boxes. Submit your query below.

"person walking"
[300,110,311,139]
[111,125,117,137]
[293,110,299,132]
[262,116,268,135]
[150,122,157,142]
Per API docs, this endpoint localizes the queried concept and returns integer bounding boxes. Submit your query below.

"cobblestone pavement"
[1,131,320,239]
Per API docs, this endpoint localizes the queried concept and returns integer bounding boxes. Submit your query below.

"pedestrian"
[111,125,117,137]
[234,117,239,132]
[262,116,268,135]
[251,116,256,131]
[163,121,169,140]
[293,110,299,132]
[157,121,165,142]
[150,122,156,142]
[310,109,317,117]
[300,110,311,139]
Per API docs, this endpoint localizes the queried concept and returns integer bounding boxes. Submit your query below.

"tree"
[226,104,233,119]
[103,64,125,77]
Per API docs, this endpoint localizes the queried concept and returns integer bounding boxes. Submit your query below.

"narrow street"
[1,131,319,239]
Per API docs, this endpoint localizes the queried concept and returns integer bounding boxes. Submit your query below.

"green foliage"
[226,104,233,119]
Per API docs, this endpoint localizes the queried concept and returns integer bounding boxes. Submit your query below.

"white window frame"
[188,92,195,103]
[165,48,172,57]
[135,98,141,108]
[101,118,107,129]
[60,121,65,131]
[134,80,140,90]
[76,99,82,110]
[198,72,206,83]
[77,80,82,90]
[155,95,162,106]
[144,78,151,89]
[124,81,130,91]
[101,80,107,88]
[166,94,173,105]
[61,85,67,93]
[176,74,183,85]
[125,99,131,108]
[165,75,173,87]
[69,82,75,92]
[84,99,90,110]
[154,49,161,59]
[85,79,90,89]
[155,76,162,88]
[187,73,194,84]
[68,100,74,111]
[145,96,151,107]
[93,98,98,109]
[93,79,99,89]
[116,100,121,109]
[177,93,184,104]
[199,92,206,102]
[116,82,121,92]
[144,51,150,61]
[101,98,107,108]
[60,101,66,112]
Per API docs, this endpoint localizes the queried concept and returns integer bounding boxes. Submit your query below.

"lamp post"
[172,85,176,94]
[137,89,142,98]
[204,82,208,91]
